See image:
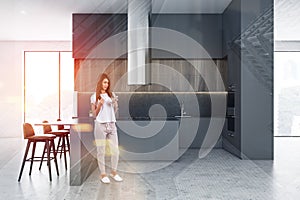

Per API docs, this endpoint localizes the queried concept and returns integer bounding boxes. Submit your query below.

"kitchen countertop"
[117,116,180,121]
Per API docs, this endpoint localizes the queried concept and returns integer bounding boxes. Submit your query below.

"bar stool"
[42,120,69,170]
[18,123,59,182]
[57,118,70,157]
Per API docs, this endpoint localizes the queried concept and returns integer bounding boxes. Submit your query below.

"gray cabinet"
[116,120,179,160]
[179,117,222,149]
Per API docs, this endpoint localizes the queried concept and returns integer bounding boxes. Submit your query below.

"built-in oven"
[226,85,235,135]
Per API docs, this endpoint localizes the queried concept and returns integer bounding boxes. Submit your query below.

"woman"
[91,73,123,184]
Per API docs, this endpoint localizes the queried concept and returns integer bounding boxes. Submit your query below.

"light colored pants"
[94,121,119,175]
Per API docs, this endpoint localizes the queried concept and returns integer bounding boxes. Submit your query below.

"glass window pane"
[274,52,300,136]
[60,52,74,120]
[25,52,59,123]
[275,0,300,40]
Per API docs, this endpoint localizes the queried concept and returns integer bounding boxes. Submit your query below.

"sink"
[174,115,191,118]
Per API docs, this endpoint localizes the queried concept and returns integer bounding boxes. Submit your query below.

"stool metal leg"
[39,144,47,170]
[66,134,70,155]
[56,136,62,157]
[62,136,67,170]
[29,142,37,176]
[46,140,52,181]
[51,140,59,176]
[18,141,31,182]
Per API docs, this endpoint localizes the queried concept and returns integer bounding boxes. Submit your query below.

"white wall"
[0,41,71,138]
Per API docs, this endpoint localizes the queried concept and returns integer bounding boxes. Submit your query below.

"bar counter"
[70,117,97,186]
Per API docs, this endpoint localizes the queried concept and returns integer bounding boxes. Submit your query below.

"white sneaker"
[110,174,123,182]
[101,176,110,184]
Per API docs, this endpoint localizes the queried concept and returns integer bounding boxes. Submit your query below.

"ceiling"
[0,0,232,40]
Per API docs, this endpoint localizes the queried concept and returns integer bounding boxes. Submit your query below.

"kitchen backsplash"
[74,59,227,92]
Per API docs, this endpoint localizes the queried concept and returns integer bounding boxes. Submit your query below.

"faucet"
[180,101,186,116]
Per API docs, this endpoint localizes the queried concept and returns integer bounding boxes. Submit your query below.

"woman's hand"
[92,98,103,117]
[97,98,104,107]
[112,96,119,113]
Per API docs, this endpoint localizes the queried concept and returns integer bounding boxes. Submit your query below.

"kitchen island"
[69,117,180,185]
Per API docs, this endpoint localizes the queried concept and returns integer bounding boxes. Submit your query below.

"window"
[274,52,300,136]
[24,51,74,123]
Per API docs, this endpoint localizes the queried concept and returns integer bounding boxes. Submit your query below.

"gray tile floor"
[1,137,300,200]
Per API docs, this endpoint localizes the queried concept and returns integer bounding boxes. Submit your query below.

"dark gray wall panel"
[222,0,241,57]
[222,0,273,159]
[73,14,127,59]
[152,14,223,59]
[73,14,223,59]
[222,0,242,158]
[240,0,273,159]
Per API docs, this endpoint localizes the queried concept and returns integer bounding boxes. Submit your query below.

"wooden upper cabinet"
[72,14,127,59]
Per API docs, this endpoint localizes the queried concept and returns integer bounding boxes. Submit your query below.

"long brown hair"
[96,73,112,100]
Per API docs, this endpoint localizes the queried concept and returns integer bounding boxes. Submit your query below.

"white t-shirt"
[90,92,116,123]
